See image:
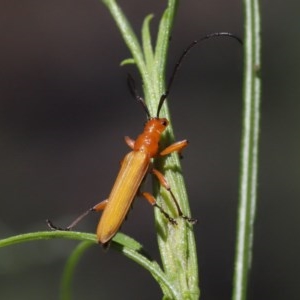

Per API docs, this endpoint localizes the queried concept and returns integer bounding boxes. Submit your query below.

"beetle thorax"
[134,118,169,157]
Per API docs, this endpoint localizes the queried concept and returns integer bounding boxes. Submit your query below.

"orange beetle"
[47,32,242,246]
[47,74,195,246]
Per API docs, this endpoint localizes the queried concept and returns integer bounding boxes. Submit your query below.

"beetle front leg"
[159,139,188,157]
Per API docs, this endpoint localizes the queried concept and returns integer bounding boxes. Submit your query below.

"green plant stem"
[60,241,94,300]
[232,0,261,299]
[0,231,178,298]
[101,1,199,299]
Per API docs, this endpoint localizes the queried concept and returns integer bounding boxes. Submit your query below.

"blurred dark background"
[0,0,299,299]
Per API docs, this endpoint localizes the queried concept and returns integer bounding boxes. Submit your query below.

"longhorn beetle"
[47,32,242,247]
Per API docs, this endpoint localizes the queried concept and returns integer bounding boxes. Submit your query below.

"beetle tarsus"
[46,219,70,231]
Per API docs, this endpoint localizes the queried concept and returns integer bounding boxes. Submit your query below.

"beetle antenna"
[127,74,151,120]
[156,32,242,117]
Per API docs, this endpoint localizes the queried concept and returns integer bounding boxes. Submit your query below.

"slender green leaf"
[142,14,155,69]
[154,0,178,102]
[232,0,262,299]
[101,0,147,82]
[120,58,135,66]
[60,241,94,300]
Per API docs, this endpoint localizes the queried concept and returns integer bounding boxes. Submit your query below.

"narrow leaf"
[142,14,155,69]
[232,0,262,299]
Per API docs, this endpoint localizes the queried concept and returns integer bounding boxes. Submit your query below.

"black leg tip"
[46,219,70,231]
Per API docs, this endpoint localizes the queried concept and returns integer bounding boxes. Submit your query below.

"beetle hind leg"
[47,199,109,231]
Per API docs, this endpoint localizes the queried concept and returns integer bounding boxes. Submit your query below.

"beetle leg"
[47,199,109,231]
[141,191,177,225]
[159,139,188,158]
[151,168,197,224]
[92,199,109,212]
[124,136,135,149]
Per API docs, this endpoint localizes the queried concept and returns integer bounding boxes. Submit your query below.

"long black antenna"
[156,32,243,117]
[127,74,151,119]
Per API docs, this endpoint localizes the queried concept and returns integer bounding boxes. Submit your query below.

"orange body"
[97,151,149,244]
[96,118,169,244]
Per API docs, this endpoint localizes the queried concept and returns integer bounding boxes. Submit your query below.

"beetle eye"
[162,120,167,126]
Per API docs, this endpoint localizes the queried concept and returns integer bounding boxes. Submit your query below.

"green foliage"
[0,1,262,299]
